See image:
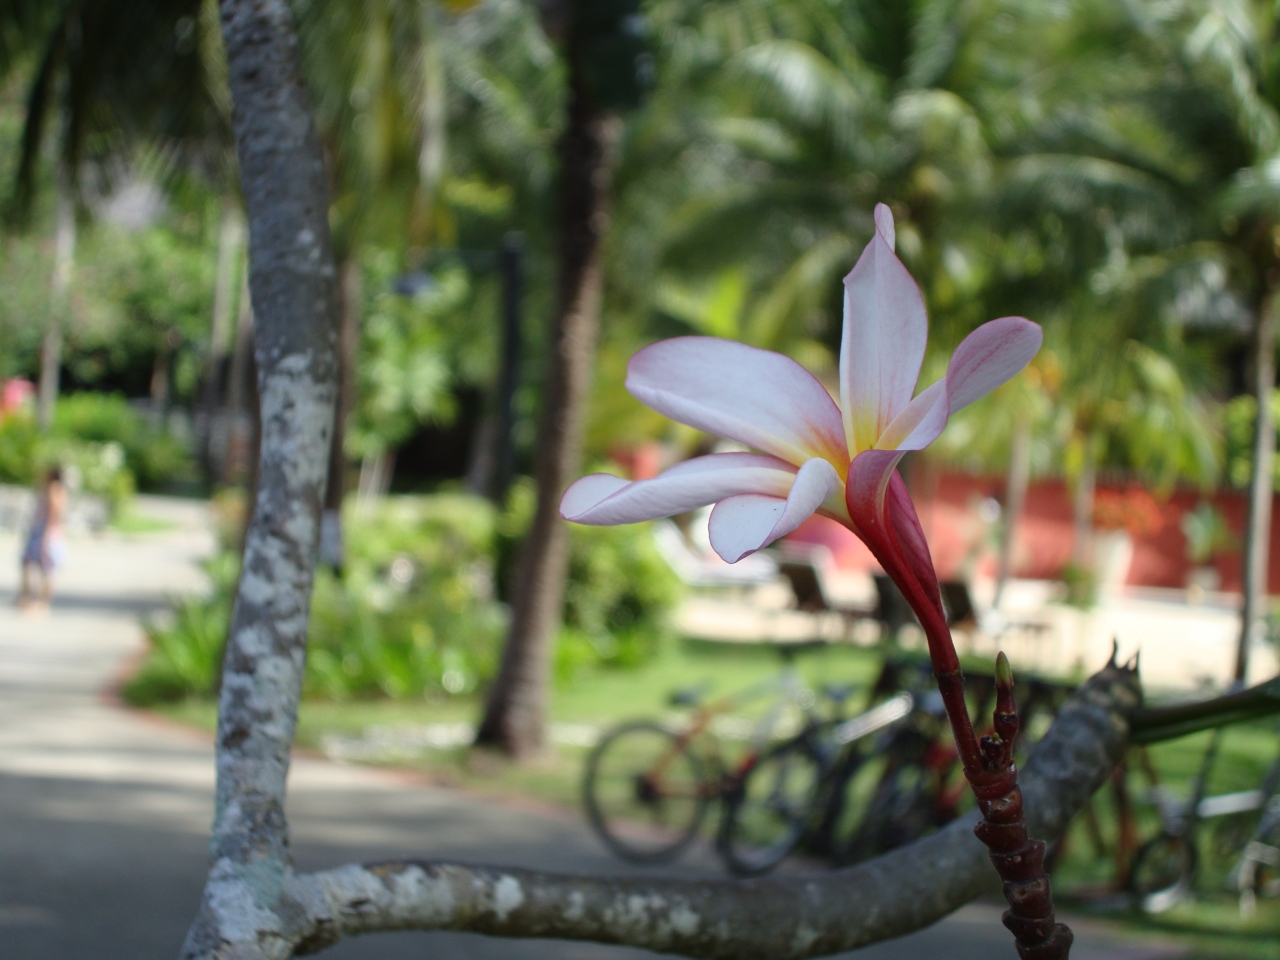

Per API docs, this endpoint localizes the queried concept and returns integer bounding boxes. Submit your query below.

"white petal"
[707,458,841,562]
[946,316,1042,412]
[839,204,928,453]
[874,202,896,249]
[876,377,949,451]
[560,453,798,526]
[627,337,847,466]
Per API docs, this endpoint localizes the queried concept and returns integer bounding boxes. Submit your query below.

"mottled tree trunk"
[475,44,620,758]
[180,0,338,956]
[1238,294,1276,682]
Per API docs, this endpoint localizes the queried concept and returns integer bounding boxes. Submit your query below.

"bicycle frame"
[649,653,825,800]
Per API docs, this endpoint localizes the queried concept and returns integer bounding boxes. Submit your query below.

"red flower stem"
[876,530,1071,955]
[871,539,983,772]
[851,472,1071,955]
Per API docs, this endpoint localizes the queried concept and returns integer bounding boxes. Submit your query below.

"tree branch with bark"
[192,645,1141,959]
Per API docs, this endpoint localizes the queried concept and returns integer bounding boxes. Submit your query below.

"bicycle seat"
[668,683,710,708]
[822,683,857,705]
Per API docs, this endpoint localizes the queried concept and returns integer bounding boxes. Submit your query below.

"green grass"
[108,509,178,534]
[151,640,895,806]
[1072,898,1280,960]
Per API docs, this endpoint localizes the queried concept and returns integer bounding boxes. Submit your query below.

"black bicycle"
[716,686,914,875]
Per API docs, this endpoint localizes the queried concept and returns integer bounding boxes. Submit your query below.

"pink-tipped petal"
[876,377,949,451]
[946,316,1042,412]
[627,337,847,466]
[840,205,928,453]
[560,453,798,526]
[707,457,841,562]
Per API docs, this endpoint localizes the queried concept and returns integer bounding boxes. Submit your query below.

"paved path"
[0,500,1177,959]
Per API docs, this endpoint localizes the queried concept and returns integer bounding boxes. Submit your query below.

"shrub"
[125,485,684,706]
[0,409,134,511]
[305,494,507,700]
[52,392,191,490]
[122,552,238,704]
[1181,502,1237,565]
[498,478,684,679]
[0,413,38,485]
[125,494,508,704]
[1092,487,1163,537]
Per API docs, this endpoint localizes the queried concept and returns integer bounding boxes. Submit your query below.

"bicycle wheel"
[1238,820,1280,914]
[718,736,824,876]
[1129,834,1196,913]
[1209,812,1255,873]
[583,721,710,863]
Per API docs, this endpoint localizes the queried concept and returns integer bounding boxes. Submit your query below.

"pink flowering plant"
[561,205,1073,958]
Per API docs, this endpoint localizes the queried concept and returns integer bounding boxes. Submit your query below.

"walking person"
[17,467,66,612]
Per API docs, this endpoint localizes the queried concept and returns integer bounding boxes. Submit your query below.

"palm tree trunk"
[37,170,75,433]
[475,46,620,759]
[1237,296,1276,681]
[1071,435,1099,569]
[993,413,1032,609]
[200,198,244,483]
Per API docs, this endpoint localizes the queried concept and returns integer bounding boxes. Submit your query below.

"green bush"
[0,409,134,510]
[53,392,191,490]
[125,484,684,706]
[498,478,684,680]
[125,494,508,704]
[122,552,238,704]
[0,414,38,485]
[305,494,507,700]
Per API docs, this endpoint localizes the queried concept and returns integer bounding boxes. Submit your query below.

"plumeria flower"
[561,204,1040,662]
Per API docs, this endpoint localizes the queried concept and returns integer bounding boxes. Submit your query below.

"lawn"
[155,638,891,807]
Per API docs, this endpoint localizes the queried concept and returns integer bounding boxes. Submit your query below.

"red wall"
[787,474,1278,593]
[920,475,1274,593]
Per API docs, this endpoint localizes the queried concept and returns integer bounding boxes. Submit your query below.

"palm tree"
[475,0,654,758]
[1002,0,1279,675]
[1,0,221,428]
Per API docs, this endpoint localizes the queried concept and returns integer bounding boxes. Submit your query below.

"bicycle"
[817,659,1065,869]
[716,686,914,874]
[1127,722,1276,912]
[718,655,1066,875]
[1230,731,1280,915]
[582,643,848,865]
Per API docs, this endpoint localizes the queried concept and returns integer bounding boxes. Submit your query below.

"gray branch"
[287,663,1142,959]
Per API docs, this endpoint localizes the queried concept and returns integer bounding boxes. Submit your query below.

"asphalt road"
[0,500,1178,960]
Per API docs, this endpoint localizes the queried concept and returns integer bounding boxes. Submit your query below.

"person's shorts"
[22,533,65,570]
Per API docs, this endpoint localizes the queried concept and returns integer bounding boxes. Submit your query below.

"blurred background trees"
[3,0,1280,754]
